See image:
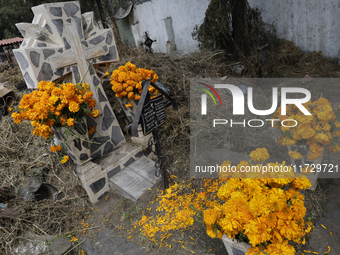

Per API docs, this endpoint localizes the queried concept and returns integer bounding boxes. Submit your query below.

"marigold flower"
[68,101,80,113]
[87,99,96,109]
[88,126,95,135]
[50,144,62,152]
[249,148,270,162]
[11,112,22,124]
[61,155,69,164]
[67,118,75,127]
[288,151,302,159]
[89,109,99,117]
[128,92,135,99]
[125,102,132,108]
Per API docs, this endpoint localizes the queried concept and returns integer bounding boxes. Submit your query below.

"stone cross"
[13,1,157,204]
[13,1,126,162]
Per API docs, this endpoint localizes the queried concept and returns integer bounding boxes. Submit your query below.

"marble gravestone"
[13,1,160,203]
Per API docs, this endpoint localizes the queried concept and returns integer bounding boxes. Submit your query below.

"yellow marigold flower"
[203,208,220,226]
[125,102,132,108]
[277,137,297,145]
[288,151,302,159]
[264,240,296,255]
[314,133,331,145]
[49,95,59,105]
[67,118,74,127]
[50,144,62,152]
[61,155,69,164]
[70,237,78,242]
[68,101,80,113]
[134,95,141,100]
[328,144,340,153]
[105,72,109,76]
[317,110,333,122]
[88,126,95,135]
[291,178,311,190]
[249,148,270,163]
[11,112,22,124]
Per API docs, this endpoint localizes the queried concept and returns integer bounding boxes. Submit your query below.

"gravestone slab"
[109,155,161,201]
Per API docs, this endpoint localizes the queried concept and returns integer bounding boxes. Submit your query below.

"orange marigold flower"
[125,102,132,108]
[126,86,133,92]
[87,99,96,109]
[89,109,99,117]
[88,126,95,135]
[67,118,75,127]
[50,144,62,152]
[128,92,135,99]
[134,95,141,100]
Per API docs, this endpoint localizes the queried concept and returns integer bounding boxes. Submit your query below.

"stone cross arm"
[13,2,119,89]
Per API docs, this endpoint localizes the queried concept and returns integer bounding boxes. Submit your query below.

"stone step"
[93,142,144,179]
[109,155,161,201]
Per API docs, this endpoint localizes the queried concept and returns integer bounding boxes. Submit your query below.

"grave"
[13,1,161,203]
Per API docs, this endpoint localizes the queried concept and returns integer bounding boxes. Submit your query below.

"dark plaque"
[140,96,167,135]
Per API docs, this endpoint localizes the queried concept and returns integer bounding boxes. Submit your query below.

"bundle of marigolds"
[110,62,159,108]
[11,81,99,163]
[138,148,313,255]
[273,97,340,160]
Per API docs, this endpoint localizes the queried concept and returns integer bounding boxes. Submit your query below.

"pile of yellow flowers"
[273,97,340,160]
[11,81,99,163]
[138,148,312,255]
[110,62,159,108]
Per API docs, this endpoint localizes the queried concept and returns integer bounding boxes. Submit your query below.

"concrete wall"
[129,0,210,53]
[248,0,340,58]
[129,0,340,58]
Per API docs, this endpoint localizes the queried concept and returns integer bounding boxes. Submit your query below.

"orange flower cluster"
[12,81,99,164]
[138,150,312,255]
[110,62,159,108]
[12,81,98,139]
[274,97,340,159]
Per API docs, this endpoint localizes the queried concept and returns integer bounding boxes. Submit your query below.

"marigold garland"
[110,62,159,107]
[11,81,99,164]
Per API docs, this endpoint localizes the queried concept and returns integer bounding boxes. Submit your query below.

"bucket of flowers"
[273,97,340,189]
[11,80,99,165]
[109,62,160,115]
[203,148,313,255]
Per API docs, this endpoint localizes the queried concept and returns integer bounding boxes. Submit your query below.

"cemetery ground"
[1,41,340,254]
